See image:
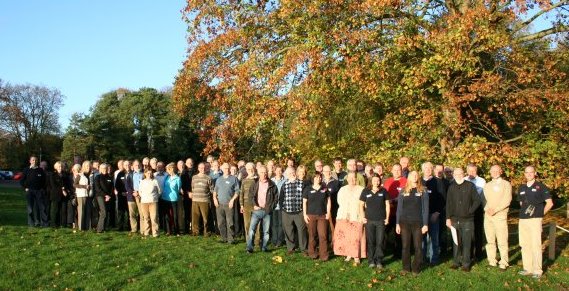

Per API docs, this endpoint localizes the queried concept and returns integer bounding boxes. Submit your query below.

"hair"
[81,161,91,174]
[166,162,176,173]
[421,162,434,171]
[367,173,382,189]
[72,164,81,174]
[404,171,424,193]
[296,165,307,178]
[312,171,322,183]
[333,157,343,163]
[144,167,154,178]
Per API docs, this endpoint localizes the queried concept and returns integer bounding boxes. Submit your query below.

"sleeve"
[233,177,240,194]
[469,184,482,215]
[191,176,196,193]
[446,186,454,219]
[239,180,245,206]
[125,173,133,193]
[20,168,28,188]
[302,188,308,200]
[541,183,552,201]
[396,194,403,225]
[214,179,219,193]
[73,175,85,189]
[495,182,513,213]
[279,184,285,207]
[359,189,366,202]
[422,191,430,226]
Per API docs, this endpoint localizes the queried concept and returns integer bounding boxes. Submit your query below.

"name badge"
[366,194,372,198]
[311,190,316,193]
[427,190,432,193]
[415,193,422,197]
[121,177,125,180]
[531,188,537,192]
[37,174,42,177]
[520,191,526,195]
[378,193,383,197]
[397,187,402,191]
[107,179,112,183]
[225,181,230,184]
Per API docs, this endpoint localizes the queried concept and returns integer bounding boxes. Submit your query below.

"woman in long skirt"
[334,172,366,264]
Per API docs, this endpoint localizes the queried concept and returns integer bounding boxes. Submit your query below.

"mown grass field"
[0,183,568,290]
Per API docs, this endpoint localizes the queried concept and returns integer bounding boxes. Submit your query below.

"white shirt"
[139,179,161,203]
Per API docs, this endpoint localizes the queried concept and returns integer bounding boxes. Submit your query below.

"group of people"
[20,155,553,278]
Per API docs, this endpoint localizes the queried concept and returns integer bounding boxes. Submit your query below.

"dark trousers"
[473,208,485,261]
[117,194,129,231]
[216,204,235,242]
[181,197,192,233]
[95,196,107,232]
[366,220,386,265]
[401,221,423,273]
[160,199,179,234]
[271,209,285,246]
[26,190,48,227]
[105,200,116,229]
[87,197,95,229]
[233,200,243,238]
[282,211,307,252]
[452,219,474,268]
[50,199,68,227]
[307,214,329,260]
[208,198,218,234]
[386,215,402,257]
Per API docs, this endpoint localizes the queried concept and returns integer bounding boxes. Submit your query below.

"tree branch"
[515,25,569,43]
[514,0,569,32]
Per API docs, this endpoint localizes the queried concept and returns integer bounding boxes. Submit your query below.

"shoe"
[302,252,310,257]
[532,274,542,279]
[412,272,419,277]
[261,248,269,253]
[218,239,227,243]
[228,241,236,245]
[287,249,295,255]
[400,270,409,276]
[461,266,471,272]
[450,264,460,270]
[489,262,497,267]
[376,264,384,270]
[246,249,253,254]
[518,270,532,276]
[499,265,507,271]
[344,256,352,262]
[354,258,361,264]
[368,263,376,268]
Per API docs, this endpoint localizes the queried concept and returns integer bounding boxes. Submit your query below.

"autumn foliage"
[173,0,569,195]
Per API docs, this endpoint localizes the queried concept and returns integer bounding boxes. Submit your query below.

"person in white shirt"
[140,168,161,237]
[466,164,486,261]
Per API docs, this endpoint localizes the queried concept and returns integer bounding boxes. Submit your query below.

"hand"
[214,199,219,208]
[240,206,244,213]
[384,218,389,225]
[421,225,428,234]
[189,192,193,199]
[62,190,68,197]
[325,213,330,220]
[25,188,29,192]
[304,215,310,224]
[253,206,261,211]
[229,200,234,209]
[114,190,118,195]
[133,191,139,197]
[105,195,111,202]
[486,208,495,216]
[446,219,452,228]
[396,224,401,235]
[362,218,367,224]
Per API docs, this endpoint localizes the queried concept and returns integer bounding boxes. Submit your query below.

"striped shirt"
[191,173,212,203]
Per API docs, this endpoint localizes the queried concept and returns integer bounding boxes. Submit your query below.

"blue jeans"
[247,209,271,251]
[423,214,440,263]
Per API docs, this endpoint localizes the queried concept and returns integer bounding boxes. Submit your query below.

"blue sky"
[0,0,187,129]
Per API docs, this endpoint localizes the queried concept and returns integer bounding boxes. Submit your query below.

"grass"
[0,184,568,290]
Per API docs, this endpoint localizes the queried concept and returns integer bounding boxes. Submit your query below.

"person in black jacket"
[114,161,129,231]
[446,167,481,272]
[47,161,70,227]
[21,156,48,227]
[246,165,278,253]
[421,162,445,265]
[94,164,113,233]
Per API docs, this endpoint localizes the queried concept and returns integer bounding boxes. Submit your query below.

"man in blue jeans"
[246,165,278,253]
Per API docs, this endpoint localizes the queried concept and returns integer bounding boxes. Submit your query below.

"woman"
[303,172,331,261]
[161,163,182,235]
[334,172,366,264]
[48,161,69,228]
[360,174,390,269]
[396,170,429,275]
[94,163,113,233]
[73,161,91,231]
[140,168,161,237]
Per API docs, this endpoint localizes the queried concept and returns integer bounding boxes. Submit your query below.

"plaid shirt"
[281,179,304,213]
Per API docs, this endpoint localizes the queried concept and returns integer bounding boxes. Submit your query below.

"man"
[190,163,213,236]
[154,162,168,229]
[178,159,193,234]
[213,163,240,244]
[434,164,450,255]
[331,158,347,185]
[124,160,140,234]
[373,163,385,185]
[279,167,308,255]
[240,163,258,244]
[446,167,481,272]
[444,166,454,183]
[114,160,129,231]
[517,166,553,279]
[246,165,278,253]
[271,165,286,247]
[314,159,323,173]
[132,160,145,234]
[383,164,407,258]
[400,157,410,178]
[356,160,366,176]
[150,158,158,171]
[483,165,512,270]
[21,156,47,227]
[266,160,275,178]
[466,163,486,261]
[322,165,340,224]
[343,159,366,187]
[89,161,101,229]
[94,164,113,233]
[421,162,445,265]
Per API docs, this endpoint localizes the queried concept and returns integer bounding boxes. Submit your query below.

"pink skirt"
[333,219,366,258]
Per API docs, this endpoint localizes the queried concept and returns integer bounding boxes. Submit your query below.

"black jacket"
[446,180,481,221]
[20,167,46,190]
[95,173,114,198]
[47,171,66,201]
[249,179,278,214]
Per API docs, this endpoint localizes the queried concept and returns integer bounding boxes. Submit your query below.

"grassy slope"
[0,185,567,290]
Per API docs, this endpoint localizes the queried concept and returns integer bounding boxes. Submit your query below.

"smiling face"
[524,166,536,182]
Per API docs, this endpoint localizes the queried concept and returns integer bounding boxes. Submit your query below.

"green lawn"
[0,184,568,290]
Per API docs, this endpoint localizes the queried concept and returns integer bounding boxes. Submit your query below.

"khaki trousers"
[484,214,509,267]
[141,202,159,236]
[128,200,139,233]
[519,218,543,275]
[191,201,210,235]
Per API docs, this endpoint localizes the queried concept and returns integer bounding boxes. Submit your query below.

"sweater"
[139,179,161,203]
[483,178,512,218]
[446,181,481,221]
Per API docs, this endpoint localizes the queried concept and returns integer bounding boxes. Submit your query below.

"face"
[365,165,373,175]
[198,164,205,174]
[142,158,149,166]
[524,167,536,182]
[314,161,323,172]
[444,167,453,179]
[347,160,356,172]
[185,158,193,169]
[99,165,108,175]
[466,166,477,178]
[204,163,211,173]
[267,160,274,170]
[286,168,296,180]
[333,160,342,171]
[30,157,37,167]
[212,161,219,170]
[391,165,402,179]
[313,174,322,185]
[434,165,444,178]
[374,165,383,175]
[133,161,140,171]
[40,161,48,170]
[167,167,175,175]
[297,168,306,179]
[117,161,123,171]
[221,163,230,175]
[407,171,418,184]
[246,164,255,175]
[144,171,153,179]
[177,161,184,172]
[490,165,502,180]
[371,176,381,188]
[230,166,238,176]
[275,167,283,177]
[422,164,433,177]
[54,163,62,173]
[287,159,294,167]
[92,162,100,171]
[322,166,332,179]
[400,157,409,168]
[123,161,131,171]
[453,169,465,182]
[356,161,364,172]
[258,168,268,180]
